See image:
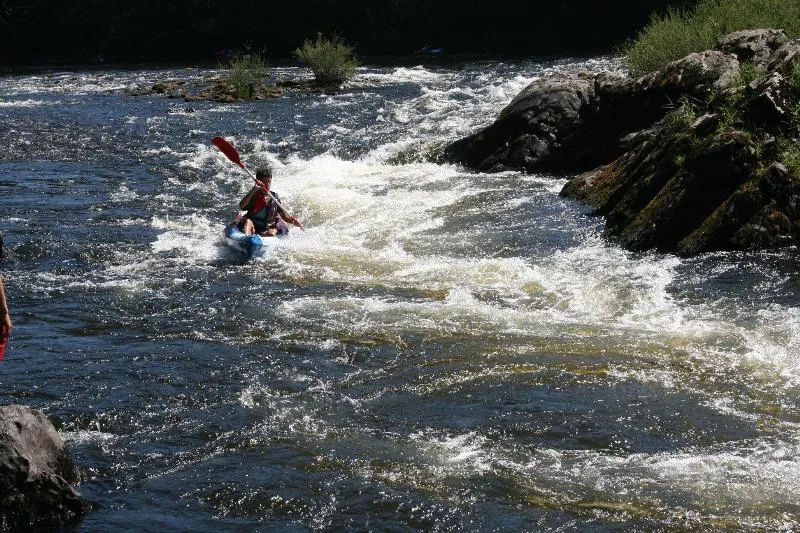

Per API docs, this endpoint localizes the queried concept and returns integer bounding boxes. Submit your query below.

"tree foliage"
[1,0,689,66]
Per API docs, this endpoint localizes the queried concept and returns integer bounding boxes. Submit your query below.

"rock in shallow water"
[0,405,89,530]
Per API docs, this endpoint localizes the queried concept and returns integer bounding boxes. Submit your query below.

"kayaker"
[237,167,304,236]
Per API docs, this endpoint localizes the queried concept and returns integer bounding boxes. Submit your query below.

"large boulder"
[560,114,772,254]
[443,46,742,174]
[443,71,600,172]
[716,28,790,64]
[560,68,800,255]
[0,405,90,530]
[593,49,740,124]
[681,162,800,255]
[765,39,800,73]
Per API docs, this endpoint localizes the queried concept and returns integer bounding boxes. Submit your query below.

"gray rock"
[443,71,599,172]
[716,28,789,65]
[0,405,89,530]
[765,39,800,74]
[444,50,740,174]
[743,72,790,131]
[600,50,740,99]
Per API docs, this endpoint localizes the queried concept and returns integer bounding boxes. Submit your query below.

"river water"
[1,57,799,531]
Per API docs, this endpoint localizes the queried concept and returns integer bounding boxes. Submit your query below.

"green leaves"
[626,0,800,76]
[223,51,268,100]
[293,33,358,86]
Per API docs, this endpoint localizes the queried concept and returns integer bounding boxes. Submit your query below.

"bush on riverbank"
[626,0,800,75]
[293,34,358,86]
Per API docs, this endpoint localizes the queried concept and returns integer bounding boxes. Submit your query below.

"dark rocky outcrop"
[444,71,601,172]
[0,405,90,530]
[444,49,742,174]
[445,29,800,256]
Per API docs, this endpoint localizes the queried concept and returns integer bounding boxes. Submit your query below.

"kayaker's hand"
[289,216,304,229]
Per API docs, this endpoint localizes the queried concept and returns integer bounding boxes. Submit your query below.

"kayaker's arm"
[239,180,268,210]
[272,193,304,229]
[282,212,304,229]
[239,187,259,210]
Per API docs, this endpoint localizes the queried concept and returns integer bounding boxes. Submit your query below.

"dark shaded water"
[1,59,799,531]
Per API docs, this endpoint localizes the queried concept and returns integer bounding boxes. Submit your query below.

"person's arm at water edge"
[0,274,11,339]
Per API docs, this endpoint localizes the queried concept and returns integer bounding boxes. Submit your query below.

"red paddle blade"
[211,136,245,168]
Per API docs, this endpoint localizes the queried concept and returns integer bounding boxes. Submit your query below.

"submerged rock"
[0,405,90,530]
[445,28,800,255]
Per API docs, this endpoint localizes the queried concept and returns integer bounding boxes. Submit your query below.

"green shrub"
[294,33,358,85]
[787,58,800,93]
[737,61,760,86]
[624,7,718,76]
[626,0,800,76]
[779,139,800,175]
[223,51,267,99]
[666,96,700,128]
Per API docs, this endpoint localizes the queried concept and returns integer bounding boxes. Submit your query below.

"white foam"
[0,99,59,107]
[61,429,117,445]
[150,214,224,260]
[110,185,139,202]
[410,431,492,474]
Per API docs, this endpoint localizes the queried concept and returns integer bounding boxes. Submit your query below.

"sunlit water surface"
[1,58,800,531]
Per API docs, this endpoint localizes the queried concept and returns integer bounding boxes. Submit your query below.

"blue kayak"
[223,221,286,260]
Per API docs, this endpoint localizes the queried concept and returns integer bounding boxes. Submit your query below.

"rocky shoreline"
[445,29,800,256]
[125,76,342,103]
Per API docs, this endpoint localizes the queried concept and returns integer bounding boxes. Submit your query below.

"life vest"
[244,191,284,233]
